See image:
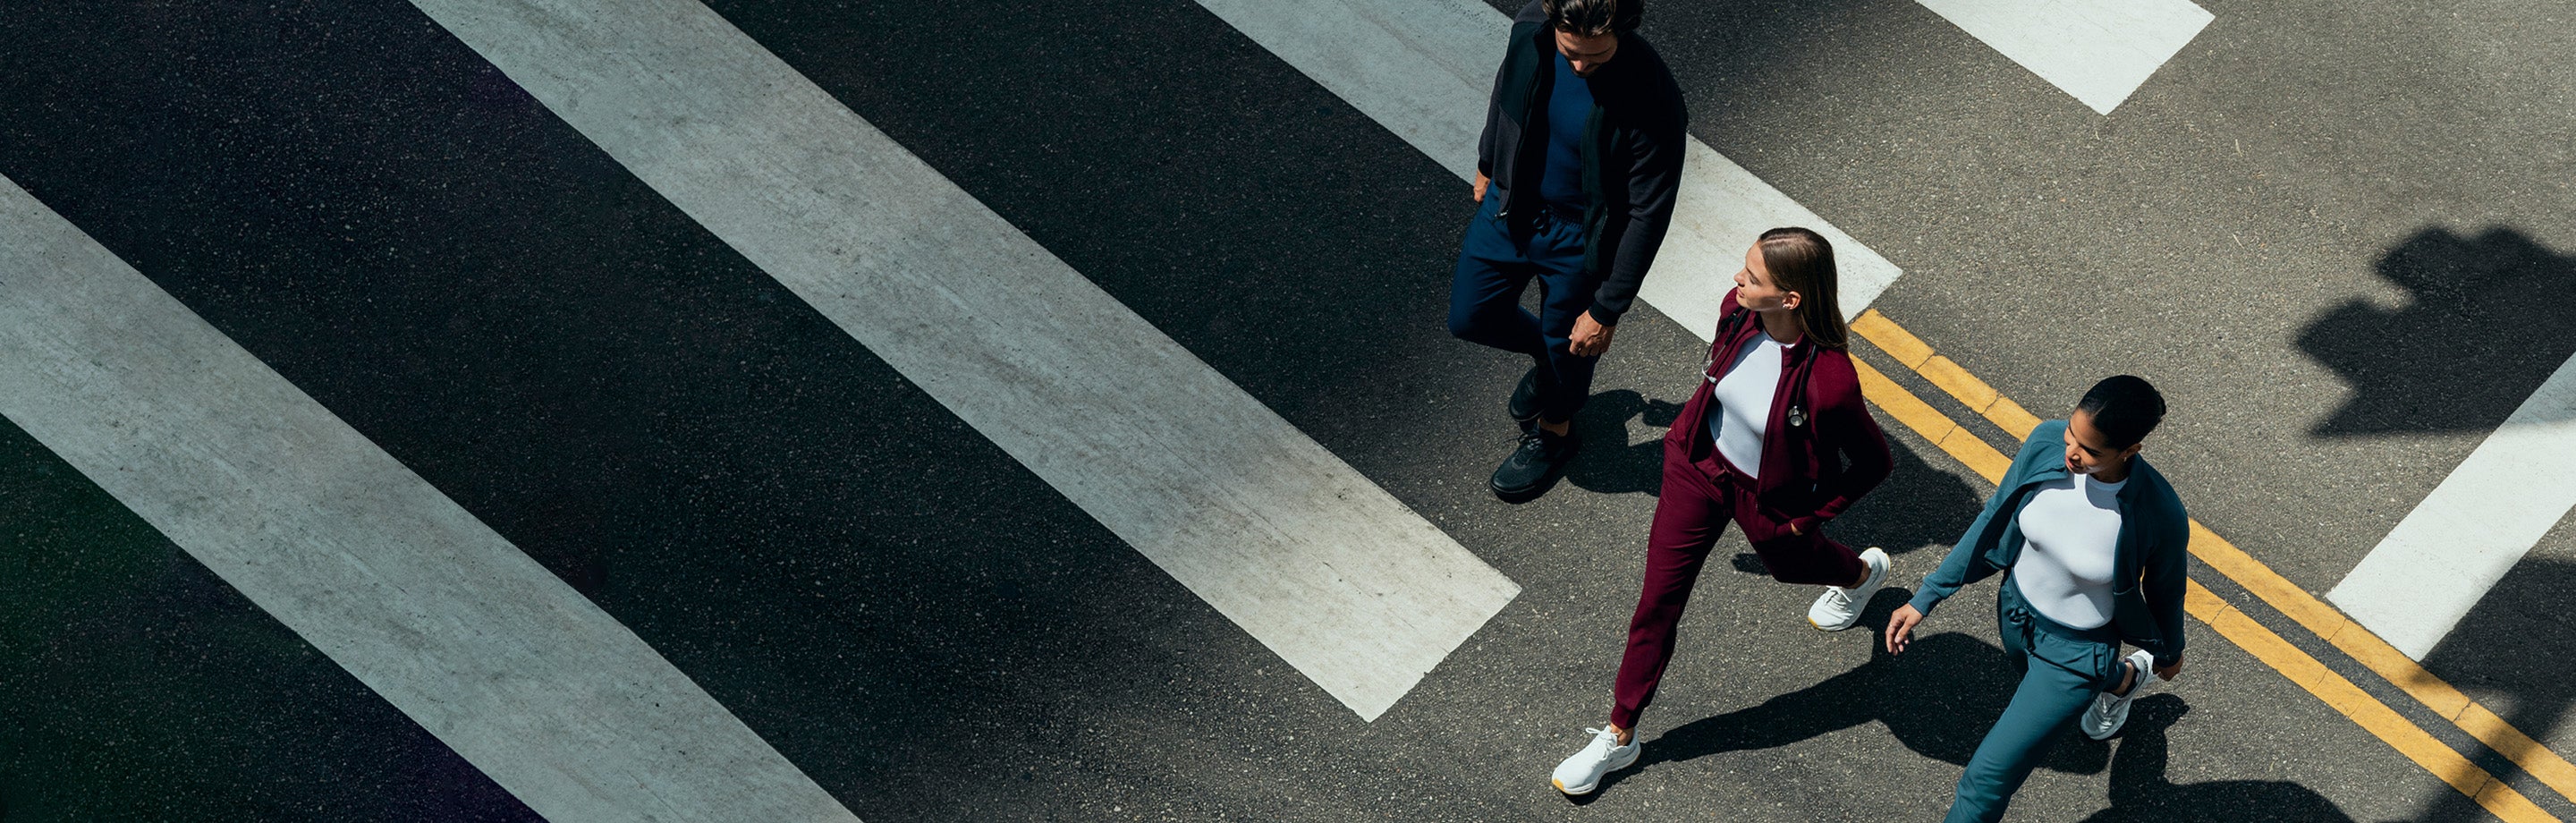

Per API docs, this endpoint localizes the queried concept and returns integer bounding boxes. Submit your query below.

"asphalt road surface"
[2,1,2570,821]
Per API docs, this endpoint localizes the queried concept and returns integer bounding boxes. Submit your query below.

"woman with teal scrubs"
[1885,375,2190,823]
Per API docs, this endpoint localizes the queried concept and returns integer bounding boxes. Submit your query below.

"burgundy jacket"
[1663,288,1894,535]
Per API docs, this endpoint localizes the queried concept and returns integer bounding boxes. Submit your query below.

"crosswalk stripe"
[1913,0,2214,115]
[0,173,861,823]
[2332,352,2576,659]
[408,0,1521,722]
[1187,0,1902,336]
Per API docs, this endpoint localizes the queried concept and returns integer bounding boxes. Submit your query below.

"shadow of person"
[2418,556,2576,814]
[2076,697,2355,822]
[2299,226,2576,436]
[1560,388,1682,496]
[1725,438,1988,577]
[1802,439,1986,560]
[1572,599,2110,800]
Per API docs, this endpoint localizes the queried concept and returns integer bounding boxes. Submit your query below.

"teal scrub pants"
[1944,575,2129,823]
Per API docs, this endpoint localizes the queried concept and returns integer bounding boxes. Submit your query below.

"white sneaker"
[2082,649,2161,740]
[1549,726,1640,795]
[1808,547,1890,632]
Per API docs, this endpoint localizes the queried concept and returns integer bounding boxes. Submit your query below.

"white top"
[2013,473,2129,629]
[1708,333,1793,479]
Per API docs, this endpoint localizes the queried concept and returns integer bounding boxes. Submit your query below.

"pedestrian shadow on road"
[1560,388,1681,496]
[1800,440,1985,559]
[1582,624,2373,819]
[1724,439,1988,576]
[2077,697,2356,823]
[2410,555,2576,823]
[2299,226,2576,436]
[1618,621,2108,776]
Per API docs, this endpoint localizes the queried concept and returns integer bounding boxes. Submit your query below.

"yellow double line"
[1844,310,2572,823]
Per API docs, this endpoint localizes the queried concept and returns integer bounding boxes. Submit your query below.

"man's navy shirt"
[1538,51,1592,210]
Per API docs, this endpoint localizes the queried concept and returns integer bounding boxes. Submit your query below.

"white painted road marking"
[409,0,1521,721]
[1188,0,1902,339]
[0,174,861,823]
[2331,352,2576,659]
[1915,0,2214,115]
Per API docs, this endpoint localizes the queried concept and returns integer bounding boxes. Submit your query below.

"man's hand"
[1885,604,1923,654]
[1473,170,1489,202]
[2154,652,2184,683]
[1569,311,1615,356]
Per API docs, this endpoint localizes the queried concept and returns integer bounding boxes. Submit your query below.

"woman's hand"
[1473,170,1488,202]
[2154,652,2184,683]
[1885,604,1924,654]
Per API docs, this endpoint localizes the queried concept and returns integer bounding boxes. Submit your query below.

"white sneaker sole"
[2085,651,2158,739]
[1550,747,1640,795]
[1809,549,1889,632]
[2082,698,2131,740]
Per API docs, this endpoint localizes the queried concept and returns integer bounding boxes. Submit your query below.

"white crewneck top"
[2012,472,2129,629]
[1708,333,1793,479]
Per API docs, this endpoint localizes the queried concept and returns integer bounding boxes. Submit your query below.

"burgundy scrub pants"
[1610,443,1866,730]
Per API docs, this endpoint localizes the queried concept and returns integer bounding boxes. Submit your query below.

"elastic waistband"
[1690,443,1758,493]
[2002,575,2118,644]
[1495,191,1586,228]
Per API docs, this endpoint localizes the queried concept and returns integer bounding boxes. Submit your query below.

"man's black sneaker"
[1508,366,1546,435]
[1491,428,1579,501]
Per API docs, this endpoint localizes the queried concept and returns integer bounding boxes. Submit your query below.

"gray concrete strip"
[406,0,1521,721]
[1185,0,1903,336]
[0,174,861,823]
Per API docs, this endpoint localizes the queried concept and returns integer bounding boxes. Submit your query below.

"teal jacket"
[1907,420,2190,666]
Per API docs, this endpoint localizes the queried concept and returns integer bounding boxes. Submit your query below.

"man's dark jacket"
[1475,1,1688,327]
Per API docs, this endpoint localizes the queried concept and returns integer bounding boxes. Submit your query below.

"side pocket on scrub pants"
[2088,640,2125,691]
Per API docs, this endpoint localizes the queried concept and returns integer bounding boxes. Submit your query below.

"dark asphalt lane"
[0,0,2563,821]
[0,420,540,821]
[0,4,1359,821]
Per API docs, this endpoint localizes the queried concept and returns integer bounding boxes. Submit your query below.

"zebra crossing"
[4,1,2573,821]
[413,0,1519,725]
[0,173,859,823]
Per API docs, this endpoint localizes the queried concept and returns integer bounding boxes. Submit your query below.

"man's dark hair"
[2077,375,2165,448]
[1543,0,1643,37]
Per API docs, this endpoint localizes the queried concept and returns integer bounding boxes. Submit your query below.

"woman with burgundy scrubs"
[1551,227,1894,795]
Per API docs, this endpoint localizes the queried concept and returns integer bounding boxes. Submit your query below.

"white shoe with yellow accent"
[1549,725,1640,795]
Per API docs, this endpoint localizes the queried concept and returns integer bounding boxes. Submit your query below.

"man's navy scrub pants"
[1446,193,1602,425]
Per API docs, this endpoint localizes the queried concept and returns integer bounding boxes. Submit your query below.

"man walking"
[1450,0,1686,500]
